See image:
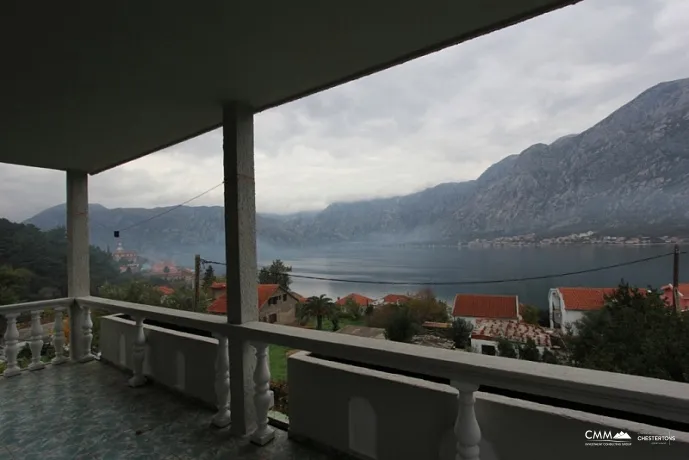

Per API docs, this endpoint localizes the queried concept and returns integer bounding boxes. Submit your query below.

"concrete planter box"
[99,314,218,408]
[288,351,689,460]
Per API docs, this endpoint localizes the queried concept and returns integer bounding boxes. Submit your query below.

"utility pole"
[194,254,201,311]
[673,244,680,311]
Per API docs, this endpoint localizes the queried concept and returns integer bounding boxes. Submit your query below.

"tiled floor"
[0,360,333,459]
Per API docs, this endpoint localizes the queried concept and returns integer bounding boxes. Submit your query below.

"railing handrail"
[229,321,689,425]
[76,296,228,334]
[0,297,74,315]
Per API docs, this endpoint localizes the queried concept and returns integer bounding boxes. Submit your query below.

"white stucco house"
[548,287,615,332]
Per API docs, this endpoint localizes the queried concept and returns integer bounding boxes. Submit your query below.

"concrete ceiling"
[0,0,578,174]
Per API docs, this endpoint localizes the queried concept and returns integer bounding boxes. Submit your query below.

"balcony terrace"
[2,297,689,460]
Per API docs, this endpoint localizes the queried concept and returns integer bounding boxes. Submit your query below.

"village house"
[380,293,411,305]
[452,293,520,325]
[208,283,299,325]
[548,287,616,331]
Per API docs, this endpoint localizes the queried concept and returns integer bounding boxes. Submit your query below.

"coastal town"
[466,231,689,247]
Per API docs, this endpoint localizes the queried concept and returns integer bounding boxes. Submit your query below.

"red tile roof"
[210,282,226,290]
[557,287,616,311]
[335,293,374,307]
[157,286,175,296]
[452,294,518,319]
[383,294,410,304]
[292,292,307,303]
[472,319,552,347]
[208,284,283,314]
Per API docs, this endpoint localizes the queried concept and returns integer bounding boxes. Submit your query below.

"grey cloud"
[2,0,689,219]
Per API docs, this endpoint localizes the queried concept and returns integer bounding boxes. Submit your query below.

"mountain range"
[25,77,689,261]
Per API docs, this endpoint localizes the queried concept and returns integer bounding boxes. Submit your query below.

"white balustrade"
[212,333,231,427]
[128,315,147,387]
[3,313,20,377]
[51,307,67,365]
[28,310,45,371]
[79,305,95,362]
[251,342,275,445]
[451,381,481,460]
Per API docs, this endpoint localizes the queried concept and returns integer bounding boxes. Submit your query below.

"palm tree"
[300,294,334,330]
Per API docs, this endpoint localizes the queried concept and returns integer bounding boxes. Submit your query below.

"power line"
[115,181,224,232]
[200,251,682,286]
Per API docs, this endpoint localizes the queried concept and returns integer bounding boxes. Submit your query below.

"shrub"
[541,348,559,364]
[518,338,541,362]
[497,337,517,358]
[270,380,289,415]
[384,306,418,343]
[366,304,397,328]
[451,318,473,349]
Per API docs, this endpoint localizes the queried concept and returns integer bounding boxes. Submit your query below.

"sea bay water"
[258,244,686,310]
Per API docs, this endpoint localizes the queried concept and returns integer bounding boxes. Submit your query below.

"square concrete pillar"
[223,102,259,436]
[66,170,90,360]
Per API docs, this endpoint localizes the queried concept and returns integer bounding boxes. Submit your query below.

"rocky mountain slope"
[25,77,689,252]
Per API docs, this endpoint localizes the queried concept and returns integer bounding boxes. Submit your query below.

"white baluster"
[212,333,231,427]
[28,310,45,371]
[78,305,95,362]
[51,308,67,365]
[128,316,147,387]
[3,313,20,377]
[451,381,481,460]
[251,342,275,445]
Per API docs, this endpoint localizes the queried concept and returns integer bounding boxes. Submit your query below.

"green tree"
[518,338,541,361]
[330,310,341,331]
[0,265,33,305]
[344,297,363,321]
[300,294,334,330]
[566,283,689,382]
[406,288,450,323]
[258,259,292,288]
[384,305,418,342]
[451,317,473,349]
[0,219,120,299]
[497,337,517,358]
[163,266,170,274]
[519,304,540,325]
[202,265,215,291]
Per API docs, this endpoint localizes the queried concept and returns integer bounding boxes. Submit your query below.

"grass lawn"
[268,316,366,382]
[269,345,290,382]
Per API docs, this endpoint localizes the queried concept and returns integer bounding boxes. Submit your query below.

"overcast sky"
[2,0,689,222]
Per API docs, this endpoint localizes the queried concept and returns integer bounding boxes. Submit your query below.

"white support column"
[51,307,67,365]
[251,342,274,446]
[66,171,90,361]
[28,310,45,371]
[3,313,21,377]
[223,102,259,436]
[128,316,147,387]
[212,333,231,428]
[451,381,481,460]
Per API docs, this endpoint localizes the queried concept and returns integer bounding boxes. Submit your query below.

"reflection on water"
[258,244,685,310]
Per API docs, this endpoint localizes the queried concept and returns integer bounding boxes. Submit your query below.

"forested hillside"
[0,219,120,304]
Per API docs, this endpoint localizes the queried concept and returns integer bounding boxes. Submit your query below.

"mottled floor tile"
[0,360,337,460]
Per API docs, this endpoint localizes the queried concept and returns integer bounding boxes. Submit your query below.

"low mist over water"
[258,244,686,310]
